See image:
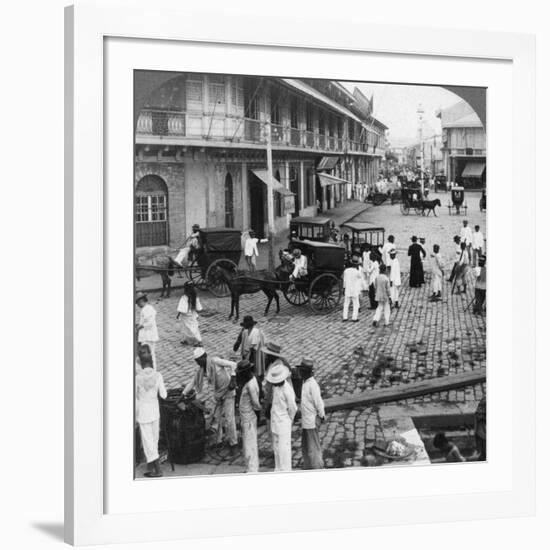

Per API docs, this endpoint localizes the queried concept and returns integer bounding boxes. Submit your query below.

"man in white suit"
[342,257,363,322]
[388,248,401,309]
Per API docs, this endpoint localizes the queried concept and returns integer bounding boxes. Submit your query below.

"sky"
[342,82,461,146]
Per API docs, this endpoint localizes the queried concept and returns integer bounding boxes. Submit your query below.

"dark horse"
[420,198,442,217]
[136,256,180,298]
[216,261,293,321]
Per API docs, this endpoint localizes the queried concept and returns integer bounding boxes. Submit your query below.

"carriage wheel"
[308,274,342,314]
[186,259,207,289]
[400,203,410,215]
[205,259,237,297]
[283,281,309,306]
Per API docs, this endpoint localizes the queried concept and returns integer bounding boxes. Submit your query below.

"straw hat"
[261,342,285,358]
[135,291,148,304]
[266,363,290,384]
[193,347,206,360]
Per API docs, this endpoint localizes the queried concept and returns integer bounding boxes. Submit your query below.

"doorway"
[224,172,234,227]
[248,171,265,237]
[289,166,300,217]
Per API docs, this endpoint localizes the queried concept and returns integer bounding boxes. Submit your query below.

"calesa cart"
[186,227,241,297]
[448,186,468,215]
[339,222,385,258]
[400,186,424,215]
[283,239,345,314]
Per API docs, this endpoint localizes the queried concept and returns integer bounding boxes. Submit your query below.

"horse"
[135,255,180,298]
[216,260,293,321]
[420,198,442,217]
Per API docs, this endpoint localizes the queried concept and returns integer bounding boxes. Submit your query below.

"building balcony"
[136,109,382,156]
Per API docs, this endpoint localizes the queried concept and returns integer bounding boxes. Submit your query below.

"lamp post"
[417,103,425,196]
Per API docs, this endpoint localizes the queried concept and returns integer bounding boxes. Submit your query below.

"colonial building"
[437,100,486,188]
[134,73,387,251]
[405,134,444,176]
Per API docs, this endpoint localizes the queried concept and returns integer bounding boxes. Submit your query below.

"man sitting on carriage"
[174,223,202,266]
[290,248,308,281]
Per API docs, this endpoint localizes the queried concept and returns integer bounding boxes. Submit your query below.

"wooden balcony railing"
[244,118,262,142]
[304,131,315,148]
[318,134,326,149]
[271,124,285,143]
[290,128,301,147]
[137,110,186,136]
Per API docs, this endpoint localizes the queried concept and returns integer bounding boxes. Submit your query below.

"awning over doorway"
[251,169,295,196]
[461,162,486,178]
[317,172,351,188]
[317,156,339,171]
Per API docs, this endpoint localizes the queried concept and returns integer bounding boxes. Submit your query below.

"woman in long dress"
[408,236,426,288]
[176,282,203,345]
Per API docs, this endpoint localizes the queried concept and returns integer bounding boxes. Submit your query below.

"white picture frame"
[65,1,536,545]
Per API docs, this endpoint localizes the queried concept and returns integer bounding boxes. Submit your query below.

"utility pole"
[265,109,275,271]
[417,103,425,197]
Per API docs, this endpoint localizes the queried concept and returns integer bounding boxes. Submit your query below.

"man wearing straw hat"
[299,358,325,470]
[236,359,261,472]
[136,292,159,369]
[266,361,297,471]
[184,347,239,454]
[387,247,401,309]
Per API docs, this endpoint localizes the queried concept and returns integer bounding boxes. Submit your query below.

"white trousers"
[390,285,400,303]
[240,415,259,472]
[432,272,442,294]
[211,396,238,446]
[272,424,292,472]
[175,246,190,265]
[373,302,391,325]
[343,295,360,320]
[139,419,160,463]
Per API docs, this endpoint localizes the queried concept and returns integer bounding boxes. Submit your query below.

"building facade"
[437,100,486,189]
[134,73,386,251]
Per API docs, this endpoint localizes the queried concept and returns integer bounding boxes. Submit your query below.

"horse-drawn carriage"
[135,227,241,298]
[400,187,424,215]
[289,216,334,242]
[339,222,385,258]
[448,186,468,215]
[282,239,346,315]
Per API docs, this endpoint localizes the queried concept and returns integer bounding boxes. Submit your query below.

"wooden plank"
[324,368,486,412]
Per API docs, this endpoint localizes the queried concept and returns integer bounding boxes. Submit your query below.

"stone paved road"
[136,191,486,476]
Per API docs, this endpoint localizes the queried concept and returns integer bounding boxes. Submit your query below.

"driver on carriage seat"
[289,248,308,281]
[175,224,202,266]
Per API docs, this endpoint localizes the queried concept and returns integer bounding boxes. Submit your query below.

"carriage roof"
[340,221,385,233]
[290,216,333,226]
[289,239,346,272]
[198,227,242,253]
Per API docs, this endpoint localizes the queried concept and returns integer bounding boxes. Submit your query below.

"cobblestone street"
[136,194,486,476]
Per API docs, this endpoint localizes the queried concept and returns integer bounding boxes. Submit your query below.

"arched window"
[135,175,169,247]
[224,173,234,228]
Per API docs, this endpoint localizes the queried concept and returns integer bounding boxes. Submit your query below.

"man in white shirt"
[459,219,473,264]
[290,248,308,280]
[430,244,445,301]
[381,235,396,266]
[243,230,268,272]
[184,347,239,453]
[472,225,484,266]
[266,362,297,472]
[136,292,159,369]
[388,248,401,309]
[364,250,380,309]
[175,223,201,265]
[136,357,167,477]
[342,257,363,322]
[298,358,325,470]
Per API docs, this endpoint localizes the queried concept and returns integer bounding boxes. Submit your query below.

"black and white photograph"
[133,71,487,478]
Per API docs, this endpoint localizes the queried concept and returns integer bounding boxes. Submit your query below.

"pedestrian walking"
[473,255,486,314]
[408,236,426,288]
[372,264,391,327]
[176,282,203,346]
[243,230,267,271]
[233,315,266,378]
[453,242,470,294]
[136,292,159,369]
[266,362,297,472]
[460,219,473,264]
[388,248,401,309]
[364,250,380,309]
[184,347,239,454]
[342,257,363,322]
[472,225,485,266]
[381,234,396,266]
[298,358,325,470]
[136,357,167,477]
[236,359,261,472]
[448,235,462,283]
[430,244,445,301]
